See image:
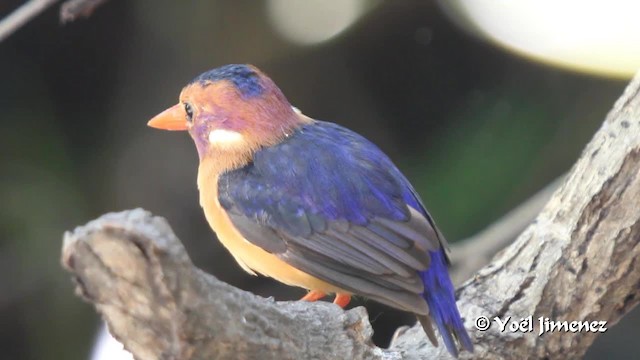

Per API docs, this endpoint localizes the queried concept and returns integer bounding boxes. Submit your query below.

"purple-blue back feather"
[219,121,472,355]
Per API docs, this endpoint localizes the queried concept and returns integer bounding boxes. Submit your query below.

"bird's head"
[148,64,304,161]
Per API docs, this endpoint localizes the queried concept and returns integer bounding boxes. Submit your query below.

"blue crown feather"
[190,64,264,98]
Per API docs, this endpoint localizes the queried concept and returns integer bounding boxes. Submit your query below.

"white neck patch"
[208,129,245,147]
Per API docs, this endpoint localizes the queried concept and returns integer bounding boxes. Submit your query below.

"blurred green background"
[1,1,637,359]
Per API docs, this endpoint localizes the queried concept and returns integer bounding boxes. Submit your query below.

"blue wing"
[218,121,444,310]
[218,121,472,355]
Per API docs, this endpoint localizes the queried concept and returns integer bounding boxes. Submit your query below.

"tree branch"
[0,0,59,42]
[62,72,640,359]
[0,0,109,42]
[62,209,395,360]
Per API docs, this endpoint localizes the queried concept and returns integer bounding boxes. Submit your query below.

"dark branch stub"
[60,0,110,23]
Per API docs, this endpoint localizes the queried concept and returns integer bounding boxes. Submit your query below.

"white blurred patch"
[91,323,133,360]
[267,0,371,45]
[208,129,245,147]
[439,0,640,78]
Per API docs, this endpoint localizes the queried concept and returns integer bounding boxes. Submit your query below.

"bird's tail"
[418,249,473,357]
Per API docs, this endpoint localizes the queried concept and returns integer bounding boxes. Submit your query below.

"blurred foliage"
[0,1,635,359]
[411,89,557,237]
[0,50,95,360]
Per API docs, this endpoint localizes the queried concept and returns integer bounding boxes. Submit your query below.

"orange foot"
[333,293,351,308]
[300,290,326,302]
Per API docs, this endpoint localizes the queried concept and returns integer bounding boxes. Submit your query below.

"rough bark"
[62,72,640,360]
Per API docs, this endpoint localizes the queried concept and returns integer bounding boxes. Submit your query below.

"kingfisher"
[147,64,473,357]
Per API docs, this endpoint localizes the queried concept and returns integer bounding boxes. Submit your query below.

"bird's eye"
[184,102,194,122]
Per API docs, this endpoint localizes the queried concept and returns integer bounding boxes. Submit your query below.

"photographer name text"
[474,315,608,336]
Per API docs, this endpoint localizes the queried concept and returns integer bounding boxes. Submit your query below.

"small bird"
[148,64,473,357]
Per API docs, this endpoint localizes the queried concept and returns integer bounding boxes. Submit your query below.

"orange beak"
[147,104,188,131]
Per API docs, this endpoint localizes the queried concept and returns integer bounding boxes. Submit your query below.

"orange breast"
[197,160,346,294]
